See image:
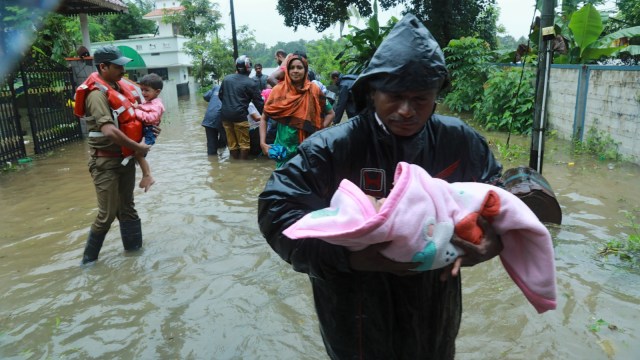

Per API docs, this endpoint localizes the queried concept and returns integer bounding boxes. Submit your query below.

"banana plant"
[334,0,397,74]
[555,4,640,63]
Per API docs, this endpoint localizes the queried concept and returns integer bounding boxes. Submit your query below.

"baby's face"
[140,85,161,102]
[367,196,386,212]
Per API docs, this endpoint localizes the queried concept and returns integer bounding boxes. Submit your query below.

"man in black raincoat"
[258,14,504,359]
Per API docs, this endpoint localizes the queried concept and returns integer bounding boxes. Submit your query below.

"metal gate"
[0,74,27,164]
[20,52,82,154]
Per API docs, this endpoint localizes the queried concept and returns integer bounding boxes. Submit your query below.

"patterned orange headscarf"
[264,54,326,142]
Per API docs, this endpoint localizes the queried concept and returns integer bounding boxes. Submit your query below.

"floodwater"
[1,96,639,360]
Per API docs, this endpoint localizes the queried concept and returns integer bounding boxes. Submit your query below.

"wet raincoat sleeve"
[258,142,352,279]
[203,88,214,102]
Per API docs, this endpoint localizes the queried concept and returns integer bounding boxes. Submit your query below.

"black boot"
[120,219,142,251]
[82,230,107,264]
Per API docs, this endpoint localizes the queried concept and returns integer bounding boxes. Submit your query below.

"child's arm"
[259,112,271,156]
[135,154,156,192]
[323,108,335,128]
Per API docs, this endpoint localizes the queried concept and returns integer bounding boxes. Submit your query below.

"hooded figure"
[351,14,449,111]
[258,14,506,360]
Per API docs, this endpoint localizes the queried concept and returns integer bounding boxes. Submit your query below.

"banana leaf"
[614,45,640,56]
[593,26,640,48]
[569,4,603,57]
[582,46,627,60]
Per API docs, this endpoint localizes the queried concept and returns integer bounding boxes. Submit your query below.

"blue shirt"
[201,85,222,128]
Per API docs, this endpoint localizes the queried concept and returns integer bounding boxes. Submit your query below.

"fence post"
[572,65,589,141]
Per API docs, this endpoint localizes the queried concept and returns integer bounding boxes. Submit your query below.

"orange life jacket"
[74,73,143,158]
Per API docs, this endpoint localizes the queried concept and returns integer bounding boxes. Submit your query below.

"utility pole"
[230,0,238,60]
[529,0,555,174]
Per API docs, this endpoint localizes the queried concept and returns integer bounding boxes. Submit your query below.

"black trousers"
[204,126,227,155]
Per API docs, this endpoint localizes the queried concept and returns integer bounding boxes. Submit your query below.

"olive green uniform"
[85,90,139,234]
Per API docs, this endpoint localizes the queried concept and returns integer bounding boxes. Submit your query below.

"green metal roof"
[117,45,146,69]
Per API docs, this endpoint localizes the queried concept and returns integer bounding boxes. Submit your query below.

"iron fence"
[0,74,27,164]
[20,53,82,154]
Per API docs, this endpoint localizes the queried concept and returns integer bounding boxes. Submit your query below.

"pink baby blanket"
[283,162,557,313]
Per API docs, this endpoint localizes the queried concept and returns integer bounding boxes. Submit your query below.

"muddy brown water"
[1,96,639,359]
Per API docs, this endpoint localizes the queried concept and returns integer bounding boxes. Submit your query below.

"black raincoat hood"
[351,14,448,110]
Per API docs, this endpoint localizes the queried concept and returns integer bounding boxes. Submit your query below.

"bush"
[573,120,622,161]
[443,37,493,112]
[472,67,535,134]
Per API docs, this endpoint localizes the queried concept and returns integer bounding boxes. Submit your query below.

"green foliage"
[554,3,640,63]
[104,1,156,40]
[184,37,234,86]
[474,4,501,49]
[497,35,529,52]
[599,208,640,266]
[443,37,493,112]
[276,0,498,50]
[162,0,223,38]
[254,40,308,68]
[277,0,376,32]
[588,318,610,333]
[403,0,497,48]
[245,42,273,68]
[27,13,117,65]
[616,0,640,28]
[2,2,39,31]
[472,67,535,134]
[570,3,604,56]
[572,122,621,161]
[237,25,257,56]
[492,140,528,162]
[1,162,19,173]
[335,0,397,74]
[162,0,226,86]
[306,36,345,82]
[31,14,83,64]
[87,18,115,44]
[494,35,535,64]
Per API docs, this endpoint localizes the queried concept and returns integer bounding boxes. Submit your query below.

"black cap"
[93,45,132,66]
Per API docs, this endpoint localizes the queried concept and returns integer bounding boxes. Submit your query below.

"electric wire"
[506,2,538,148]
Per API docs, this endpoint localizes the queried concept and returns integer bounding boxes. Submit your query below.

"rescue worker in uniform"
[258,15,504,359]
[74,45,153,264]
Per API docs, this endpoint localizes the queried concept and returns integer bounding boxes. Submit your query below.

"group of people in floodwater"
[202,49,357,167]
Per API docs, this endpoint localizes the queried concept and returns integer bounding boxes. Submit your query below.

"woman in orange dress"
[259,54,334,167]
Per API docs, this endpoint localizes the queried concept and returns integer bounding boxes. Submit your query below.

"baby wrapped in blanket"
[283,162,557,313]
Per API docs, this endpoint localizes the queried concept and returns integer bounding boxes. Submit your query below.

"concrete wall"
[546,67,579,139]
[545,65,640,163]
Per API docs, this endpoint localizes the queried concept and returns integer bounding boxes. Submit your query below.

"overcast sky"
[215,0,537,47]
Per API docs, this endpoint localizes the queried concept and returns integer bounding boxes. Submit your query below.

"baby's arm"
[136,154,156,192]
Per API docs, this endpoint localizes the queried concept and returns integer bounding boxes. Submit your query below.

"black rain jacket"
[258,112,503,359]
[219,73,264,122]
